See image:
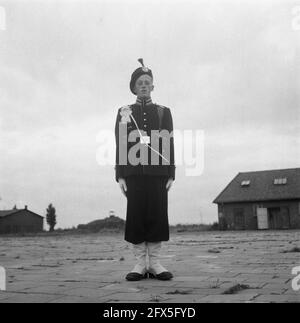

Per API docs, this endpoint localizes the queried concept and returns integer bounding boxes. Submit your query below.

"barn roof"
[0,209,19,217]
[213,168,300,204]
[0,208,43,218]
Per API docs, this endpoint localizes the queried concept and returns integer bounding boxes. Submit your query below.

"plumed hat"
[130,58,153,94]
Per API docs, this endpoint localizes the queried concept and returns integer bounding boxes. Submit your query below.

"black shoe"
[126,271,148,281]
[147,270,173,281]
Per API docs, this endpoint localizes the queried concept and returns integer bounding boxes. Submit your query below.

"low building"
[213,168,300,230]
[0,206,44,234]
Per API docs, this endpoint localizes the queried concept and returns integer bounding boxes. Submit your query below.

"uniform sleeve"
[164,108,176,181]
[114,108,125,183]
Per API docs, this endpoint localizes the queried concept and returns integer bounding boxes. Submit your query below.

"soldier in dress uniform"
[114,59,175,281]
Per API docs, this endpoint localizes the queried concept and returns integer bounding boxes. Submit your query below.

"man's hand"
[166,178,174,192]
[118,178,127,197]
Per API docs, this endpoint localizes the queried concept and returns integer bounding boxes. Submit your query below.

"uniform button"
[144,118,146,121]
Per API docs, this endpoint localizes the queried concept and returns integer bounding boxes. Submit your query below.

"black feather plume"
[138,58,144,67]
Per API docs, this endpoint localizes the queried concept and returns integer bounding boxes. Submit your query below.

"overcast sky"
[0,0,299,229]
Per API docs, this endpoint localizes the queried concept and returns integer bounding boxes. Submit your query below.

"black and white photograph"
[0,0,300,306]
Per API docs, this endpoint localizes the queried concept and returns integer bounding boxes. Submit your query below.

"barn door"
[268,207,281,229]
[233,209,245,230]
[280,207,290,229]
[257,207,268,229]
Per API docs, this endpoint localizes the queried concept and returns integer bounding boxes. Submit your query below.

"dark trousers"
[124,175,170,244]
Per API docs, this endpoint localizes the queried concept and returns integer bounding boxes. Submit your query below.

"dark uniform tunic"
[114,97,176,244]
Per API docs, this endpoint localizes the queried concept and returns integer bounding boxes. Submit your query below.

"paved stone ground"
[0,230,299,303]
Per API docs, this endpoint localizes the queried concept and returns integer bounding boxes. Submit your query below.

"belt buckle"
[141,135,150,144]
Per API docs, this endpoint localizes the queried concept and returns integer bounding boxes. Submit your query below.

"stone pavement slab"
[0,230,300,303]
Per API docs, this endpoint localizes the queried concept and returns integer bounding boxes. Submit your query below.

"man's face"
[134,74,154,98]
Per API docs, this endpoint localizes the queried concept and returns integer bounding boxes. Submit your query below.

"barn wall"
[286,201,300,228]
[218,200,300,230]
[218,202,257,230]
[0,211,43,234]
[254,200,300,229]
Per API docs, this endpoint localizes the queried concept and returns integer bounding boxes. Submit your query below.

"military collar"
[136,97,153,106]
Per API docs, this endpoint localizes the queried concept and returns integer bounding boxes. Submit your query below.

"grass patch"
[149,295,163,302]
[66,257,115,261]
[207,249,221,253]
[222,283,250,295]
[166,289,192,295]
[209,279,222,289]
[281,247,300,253]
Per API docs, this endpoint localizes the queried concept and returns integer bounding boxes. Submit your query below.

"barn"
[0,206,44,234]
[213,168,300,230]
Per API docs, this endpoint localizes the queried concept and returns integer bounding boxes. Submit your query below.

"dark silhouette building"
[0,206,44,234]
[213,168,300,230]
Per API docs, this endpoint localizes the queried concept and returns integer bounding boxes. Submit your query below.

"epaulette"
[156,104,167,109]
